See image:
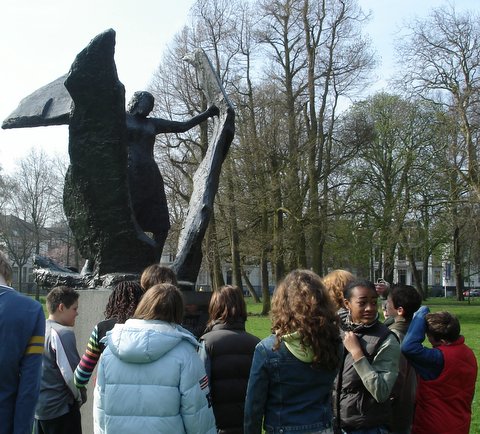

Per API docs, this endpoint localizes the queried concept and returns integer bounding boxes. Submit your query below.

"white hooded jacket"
[93,319,216,434]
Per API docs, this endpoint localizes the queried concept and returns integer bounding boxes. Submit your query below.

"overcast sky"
[0,0,478,174]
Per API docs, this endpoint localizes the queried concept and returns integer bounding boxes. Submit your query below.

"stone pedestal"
[75,289,110,434]
[75,288,212,432]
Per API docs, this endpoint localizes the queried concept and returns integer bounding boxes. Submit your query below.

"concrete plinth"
[75,289,111,434]
[74,289,212,433]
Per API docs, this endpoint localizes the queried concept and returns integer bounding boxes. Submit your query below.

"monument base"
[76,288,212,432]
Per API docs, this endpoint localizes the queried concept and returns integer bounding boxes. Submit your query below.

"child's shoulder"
[47,319,76,339]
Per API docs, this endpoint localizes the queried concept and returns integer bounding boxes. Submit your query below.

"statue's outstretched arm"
[2,74,71,130]
[151,105,218,134]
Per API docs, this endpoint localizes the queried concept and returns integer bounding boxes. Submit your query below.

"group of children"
[326,271,477,434]
[1,248,478,434]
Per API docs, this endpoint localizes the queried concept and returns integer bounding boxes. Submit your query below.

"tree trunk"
[453,226,464,300]
[261,250,271,315]
[407,249,424,297]
[422,257,429,300]
[241,267,260,303]
[205,214,224,291]
[226,160,243,291]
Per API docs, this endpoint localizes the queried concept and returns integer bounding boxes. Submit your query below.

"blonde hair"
[134,283,183,323]
[0,251,12,284]
[322,269,355,310]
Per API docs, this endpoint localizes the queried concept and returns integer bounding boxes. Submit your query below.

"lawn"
[245,297,480,434]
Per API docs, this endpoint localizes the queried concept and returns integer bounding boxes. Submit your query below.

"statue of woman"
[126,91,218,259]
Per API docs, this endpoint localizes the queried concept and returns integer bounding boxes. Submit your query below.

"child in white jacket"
[94,283,216,434]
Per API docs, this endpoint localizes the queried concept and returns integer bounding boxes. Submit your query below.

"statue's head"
[127,91,155,116]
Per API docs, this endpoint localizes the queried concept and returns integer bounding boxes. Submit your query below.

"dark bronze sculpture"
[62,29,157,276]
[126,91,218,260]
[2,29,234,287]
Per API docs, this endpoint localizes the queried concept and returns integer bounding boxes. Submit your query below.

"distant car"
[463,289,480,297]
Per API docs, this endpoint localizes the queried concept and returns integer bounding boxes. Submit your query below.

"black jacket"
[200,321,260,433]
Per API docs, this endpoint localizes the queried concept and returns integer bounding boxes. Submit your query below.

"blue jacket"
[244,334,340,434]
[94,319,216,434]
[0,285,45,434]
[401,306,443,380]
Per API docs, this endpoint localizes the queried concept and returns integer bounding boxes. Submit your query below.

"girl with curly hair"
[74,281,144,388]
[244,269,342,434]
[322,269,355,311]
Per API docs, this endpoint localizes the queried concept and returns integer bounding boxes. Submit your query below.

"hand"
[343,331,364,361]
[208,105,220,117]
[375,282,389,297]
[80,387,87,405]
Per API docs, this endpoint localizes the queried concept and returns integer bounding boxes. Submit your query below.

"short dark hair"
[140,264,177,290]
[133,283,184,324]
[343,279,376,301]
[390,284,422,320]
[46,286,79,314]
[426,311,460,343]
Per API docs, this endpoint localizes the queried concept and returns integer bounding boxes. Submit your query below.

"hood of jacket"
[282,331,315,363]
[104,318,199,364]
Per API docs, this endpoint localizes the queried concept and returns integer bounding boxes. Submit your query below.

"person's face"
[385,295,398,319]
[57,300,79,327]
[345,286,378,324]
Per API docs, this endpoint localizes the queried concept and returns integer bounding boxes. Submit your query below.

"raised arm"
[152,105,219,134]
[401,305,443,380]
[345,332,400,403]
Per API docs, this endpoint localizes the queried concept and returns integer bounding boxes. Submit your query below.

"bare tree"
[300,0,375,273]
[0,149,62,296]
[0,214,36,292]
[6,149,61,255]
[397,4,480,200]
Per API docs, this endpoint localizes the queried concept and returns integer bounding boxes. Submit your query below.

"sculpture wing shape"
[173,49,235,283]
[2,74,72,129]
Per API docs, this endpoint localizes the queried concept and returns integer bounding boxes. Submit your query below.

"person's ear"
[58,303,65,313]
[397,306,405,317]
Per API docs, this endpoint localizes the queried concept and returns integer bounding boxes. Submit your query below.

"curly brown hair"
[322,269,354,310]
[104,281,144,323]
[271,269,341,370]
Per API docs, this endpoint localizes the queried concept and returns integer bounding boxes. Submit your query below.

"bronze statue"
[2,29,234,286]
[126,91,218,259]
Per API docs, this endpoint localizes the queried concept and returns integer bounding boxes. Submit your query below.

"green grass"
[245,297,480,434]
